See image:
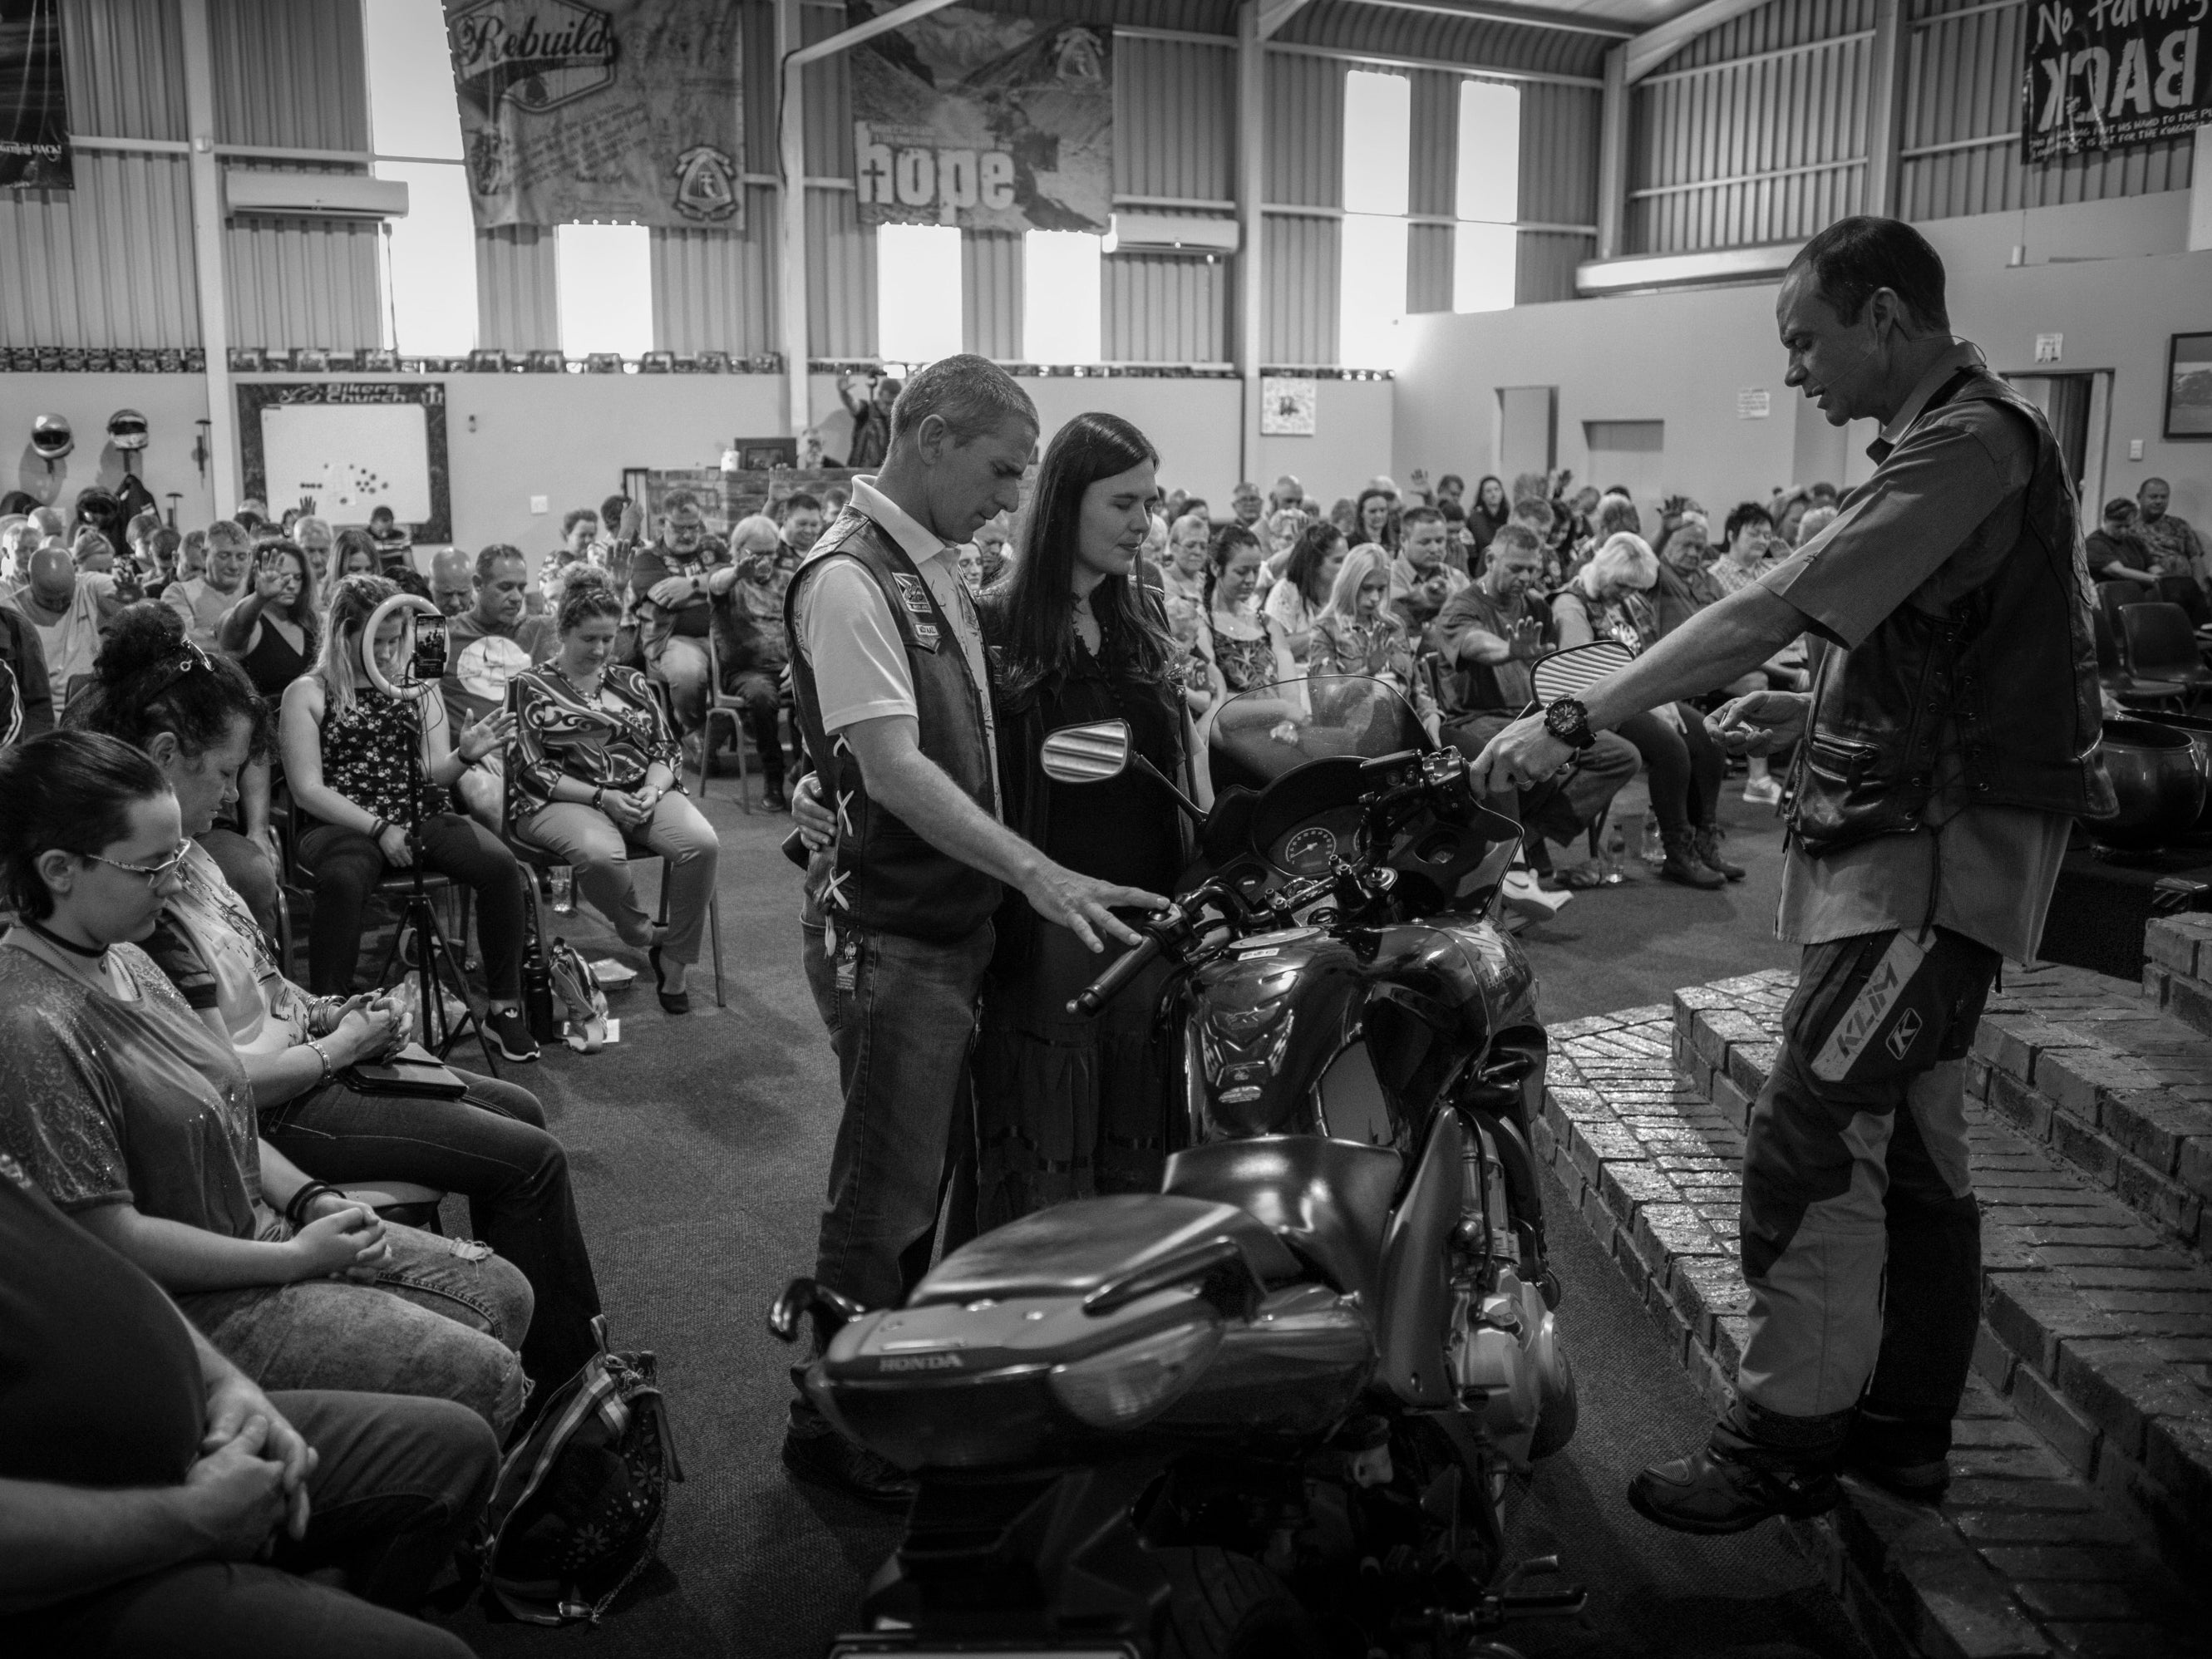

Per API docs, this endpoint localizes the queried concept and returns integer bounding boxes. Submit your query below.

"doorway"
[2005,371,2112,513]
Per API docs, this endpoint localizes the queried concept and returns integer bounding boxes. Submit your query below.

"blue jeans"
[810,922,993,1315]
[259,1069,603,1396]
[180,1222,534,1440]
[6,1391,492,1657]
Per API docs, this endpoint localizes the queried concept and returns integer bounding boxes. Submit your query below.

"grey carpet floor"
[425,782,1836,1657]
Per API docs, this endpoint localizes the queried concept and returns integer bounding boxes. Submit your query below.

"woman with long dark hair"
[1262,521,1347,663]
[215,539,319,700]
[972,412,1191,1228]
[1352,486,1397,552]
[1468,475,1510,556]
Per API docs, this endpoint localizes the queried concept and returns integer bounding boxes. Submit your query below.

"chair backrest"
[2096,580,2146,640]
[2121,602,2200,677]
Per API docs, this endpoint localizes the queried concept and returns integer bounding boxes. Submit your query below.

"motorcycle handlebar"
[1068,929,1166,1017]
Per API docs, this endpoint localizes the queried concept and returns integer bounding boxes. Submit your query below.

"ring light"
[362,592,445,703]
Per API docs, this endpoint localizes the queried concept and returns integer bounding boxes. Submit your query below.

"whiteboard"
[260,401,433,522]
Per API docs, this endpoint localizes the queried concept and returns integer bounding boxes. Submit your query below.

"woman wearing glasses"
[68,605,605,1404]
[0,728,533,1437]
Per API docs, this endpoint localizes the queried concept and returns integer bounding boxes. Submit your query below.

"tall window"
[1023,230,1102,365]
[1453,79,1521,314]
[556,224,653,359]
[364,0,477,356]
[876,224,963,366]
[1339,71,1411,369]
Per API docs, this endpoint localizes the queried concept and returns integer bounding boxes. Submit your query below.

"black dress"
[971,623,1187,1231]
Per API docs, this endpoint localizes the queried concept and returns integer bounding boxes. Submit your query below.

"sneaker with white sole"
[1500,866,1572,921]
[1742,774,1782,806]
[485,1007,540,1063]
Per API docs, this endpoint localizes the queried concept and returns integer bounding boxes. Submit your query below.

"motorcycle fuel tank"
[1180,918,1530,1148]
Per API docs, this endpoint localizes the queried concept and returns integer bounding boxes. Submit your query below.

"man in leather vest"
[1467,217,2109,1533]
[780,355,1169,1504]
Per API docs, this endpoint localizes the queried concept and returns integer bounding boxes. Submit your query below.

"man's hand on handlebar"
[1021,862,1169,953]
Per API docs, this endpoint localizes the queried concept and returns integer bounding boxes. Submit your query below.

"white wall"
[1,373,218,527]
[1393,191,2212,531]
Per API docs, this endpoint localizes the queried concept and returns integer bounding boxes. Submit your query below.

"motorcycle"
[774,672,1589,1659]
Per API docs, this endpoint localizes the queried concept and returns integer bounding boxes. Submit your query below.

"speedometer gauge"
[1282,825,1338,874]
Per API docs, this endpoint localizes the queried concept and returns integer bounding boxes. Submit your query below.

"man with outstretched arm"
[781,355,1166,1505]
[1471,217,2109,1533]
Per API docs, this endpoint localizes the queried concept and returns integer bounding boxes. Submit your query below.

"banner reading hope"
[847,2,1113,234]
[2023,0,2208,163]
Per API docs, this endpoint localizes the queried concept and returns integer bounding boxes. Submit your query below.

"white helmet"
[31,414,73,460]
[107,408,149,451]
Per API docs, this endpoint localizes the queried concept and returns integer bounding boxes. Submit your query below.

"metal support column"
[1862,0,1904,219]
[776,0,811,440]
[1595,45,1628,263]
[180,0,235,515]
[1236,1,1264,484]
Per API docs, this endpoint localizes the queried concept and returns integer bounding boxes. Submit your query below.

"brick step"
[1535,986,2209,1657]
[1963,957,2212,1261]
[2143,915,2212,1043]
[1658,973,2212,1606]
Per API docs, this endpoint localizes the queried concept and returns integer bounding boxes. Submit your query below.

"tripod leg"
[408,893,500,1076]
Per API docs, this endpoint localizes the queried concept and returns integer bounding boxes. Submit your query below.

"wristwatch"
[1543,696,1598,751]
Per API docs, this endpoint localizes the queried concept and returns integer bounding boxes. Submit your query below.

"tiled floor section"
[1535,975,2210,1659]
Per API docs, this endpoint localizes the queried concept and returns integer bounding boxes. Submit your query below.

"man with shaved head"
[3,545,120,715]
[429,546,476,618]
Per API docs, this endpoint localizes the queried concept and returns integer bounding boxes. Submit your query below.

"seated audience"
[426,548,474,620]
[1554,534,1737,888]
[0,594,53,743]
[1770,485,1812,547]
[630,488,727,740]
[1352,486,1397,550]
[1710,501,1778,594]
[1230,479,1264,528]
[2087,497,2159,589]
[216,540,318,701]
[279,576,537,1061]
[8,544,121,714]
[510,570,720,1014]
[538,505,601,616]
[333,528,380,579]
[709,514,798,811]
[164,519,250,647]
[292,515,333,587]
[1264,522,1347,662]
[0,731,533,1437]
[1390,505,1468,608]
[2135,475,2209,620]
[1160,511,1209,645]
[1431,525,1638,903]
[1195,524,1298,701]
[973,511,1012,588]
[778,491,826,564]
[1465,475,1510,555]
[144,524,182,598]
[70,607,603,1401]
[0,1150,494,1659]
[441,542,555,827]
[1308,546,1438,734]
[1794,503,1838,546]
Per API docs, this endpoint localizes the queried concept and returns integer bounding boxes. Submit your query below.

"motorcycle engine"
[1446,1268,1562,1469]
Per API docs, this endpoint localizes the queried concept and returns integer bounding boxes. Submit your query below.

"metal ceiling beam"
[1623,0,1773,81]
[1258,0,1313,38]
[1350,0,1638,40]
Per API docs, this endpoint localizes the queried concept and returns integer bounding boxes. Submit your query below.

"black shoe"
[1659,833,1727,890]
[648,943,689,1016]
[781,1424,917,1509]
[1628,1444,1840,1534]
[485,1007,540,1062]
[1692,825,1746,882]
[761,780,790,812]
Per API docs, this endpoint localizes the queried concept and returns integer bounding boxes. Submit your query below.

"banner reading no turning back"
[2023,0,2208,163]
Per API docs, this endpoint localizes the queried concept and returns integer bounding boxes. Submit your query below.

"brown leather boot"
[1660,831,1726,889]
[1692,824,1745,882]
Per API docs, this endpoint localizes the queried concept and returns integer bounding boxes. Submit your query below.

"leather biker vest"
[785,510,1003,943]
[1786,368,2113,857]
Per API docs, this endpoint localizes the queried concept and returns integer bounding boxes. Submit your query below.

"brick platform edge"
[1534,978,2208,1659]
[2143,914,2212,1043]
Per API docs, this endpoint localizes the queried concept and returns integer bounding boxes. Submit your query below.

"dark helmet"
[106,408,149,451]
[31,414,73,460]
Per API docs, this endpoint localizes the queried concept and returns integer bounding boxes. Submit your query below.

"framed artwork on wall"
[1260,375,1317,436]
[2165,333,2212,440]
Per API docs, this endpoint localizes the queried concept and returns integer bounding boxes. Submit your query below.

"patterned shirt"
[509,662,682,820]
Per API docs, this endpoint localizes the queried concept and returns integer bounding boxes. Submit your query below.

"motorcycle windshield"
[1209,675,1427,786]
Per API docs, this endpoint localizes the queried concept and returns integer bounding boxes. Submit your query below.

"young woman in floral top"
[509,569,720,1013]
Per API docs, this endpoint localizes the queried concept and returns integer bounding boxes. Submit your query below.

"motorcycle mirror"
[1530,640,1635,707]
[1041,719,1131,785]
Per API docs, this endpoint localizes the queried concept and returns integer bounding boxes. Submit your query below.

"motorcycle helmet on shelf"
[107,409,149,451]
[31,414,73,460]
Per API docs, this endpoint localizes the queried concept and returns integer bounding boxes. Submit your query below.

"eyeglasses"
[83,838,193,887]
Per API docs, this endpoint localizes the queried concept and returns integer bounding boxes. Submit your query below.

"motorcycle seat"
[1163,1137,1402,1307]
[908,1194,1305,1308]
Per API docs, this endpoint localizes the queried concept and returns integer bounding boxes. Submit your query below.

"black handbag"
[342,1041,469,1099]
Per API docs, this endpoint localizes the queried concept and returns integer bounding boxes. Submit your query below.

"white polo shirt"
[793,476,998,811]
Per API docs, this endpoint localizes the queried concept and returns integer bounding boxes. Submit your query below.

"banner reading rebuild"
[2023,0,2207,162]
[848,2,1112,234]
[445,0,743,229]
[0,0,71,191]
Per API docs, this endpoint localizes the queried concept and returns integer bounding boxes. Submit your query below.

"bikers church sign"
[2023,0,2209,162]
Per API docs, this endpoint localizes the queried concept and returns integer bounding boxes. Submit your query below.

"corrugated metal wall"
[1519,81,1600,301]
[1105,235,1230,362]
[0,0,195,347]
[1627,0,1874,254]
[1264,214,1339,365]
[1897,0,2194,219]
[477,227,558,354]
[653,194,779,359]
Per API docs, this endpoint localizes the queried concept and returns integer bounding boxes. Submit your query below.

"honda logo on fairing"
[879,1352,965,1372]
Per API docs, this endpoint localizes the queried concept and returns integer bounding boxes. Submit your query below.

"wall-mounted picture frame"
[2165,333,2212,440]
[1260,375,1318,436]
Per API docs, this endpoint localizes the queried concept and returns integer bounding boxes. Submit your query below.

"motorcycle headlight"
[1047,1317,1223,1430]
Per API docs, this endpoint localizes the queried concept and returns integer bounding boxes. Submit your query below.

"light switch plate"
[2130,439,2145,460]
[530,495,549,514]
